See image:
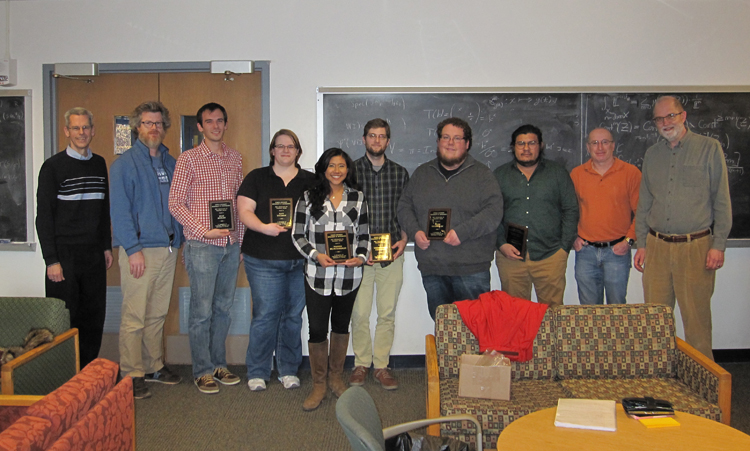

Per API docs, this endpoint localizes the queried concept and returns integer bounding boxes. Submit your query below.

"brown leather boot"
[303,340,328,411]
[328,332,349,398]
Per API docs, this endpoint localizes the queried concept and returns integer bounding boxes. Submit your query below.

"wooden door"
[55,71,263,362]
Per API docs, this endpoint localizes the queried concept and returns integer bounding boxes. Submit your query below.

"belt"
[583,236,625,248]
[649,228,711,243]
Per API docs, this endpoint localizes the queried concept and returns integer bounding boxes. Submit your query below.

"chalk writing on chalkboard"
[320,89,750,241]
[0,96,26,242]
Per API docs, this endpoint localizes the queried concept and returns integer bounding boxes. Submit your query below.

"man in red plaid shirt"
[169,103,245,394]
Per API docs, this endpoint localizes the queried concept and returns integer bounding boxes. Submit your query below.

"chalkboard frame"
[317,86,750,247]
[0,89,34,251]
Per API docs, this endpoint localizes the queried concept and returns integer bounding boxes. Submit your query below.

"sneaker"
[213,367,240,386]
[144,365,182,385]
[278,375,300,389]
[132,377,151,399]
[373,368,398,390]
[349,366,369,386]
[194,374,220,394]
[247,378,267,391]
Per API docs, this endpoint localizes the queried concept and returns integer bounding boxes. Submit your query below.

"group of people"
[35,94,730,412]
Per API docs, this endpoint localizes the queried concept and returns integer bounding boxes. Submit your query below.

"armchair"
[0,297,79,395]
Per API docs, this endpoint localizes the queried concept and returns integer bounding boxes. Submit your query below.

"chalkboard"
[318,88,750,243]
[0,90,34,250]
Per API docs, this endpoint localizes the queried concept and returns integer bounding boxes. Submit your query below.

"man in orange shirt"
[570,128,641,304]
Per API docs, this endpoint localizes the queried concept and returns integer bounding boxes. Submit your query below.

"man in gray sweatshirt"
[397,117,503,320]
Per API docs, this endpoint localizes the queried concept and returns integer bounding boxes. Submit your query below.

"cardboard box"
[458,354,511,400]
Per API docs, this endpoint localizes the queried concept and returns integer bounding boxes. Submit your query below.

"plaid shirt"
[292,184,370,295]
[354,155,409,267]
[168,141,244,246]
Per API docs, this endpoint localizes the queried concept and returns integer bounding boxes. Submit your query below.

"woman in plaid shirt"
[292,147,369,411]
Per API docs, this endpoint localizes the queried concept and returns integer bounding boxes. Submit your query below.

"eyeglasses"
[652,112,684,125]
[141,121,164,129]
[367,133,388,141]
[515,140,539,148]
[587,139,613,146]
[67,126,91,132]
[439,135,466,143]
[274,144,297,151]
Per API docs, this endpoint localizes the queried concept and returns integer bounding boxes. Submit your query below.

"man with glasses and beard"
[349,118,409,390]
[634,95,731,361]
[494,124,578,306]
[110,101,184,400]
[397,117,503,320]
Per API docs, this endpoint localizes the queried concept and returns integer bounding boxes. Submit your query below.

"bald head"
[654,95,685,113]
[586,128,615,165]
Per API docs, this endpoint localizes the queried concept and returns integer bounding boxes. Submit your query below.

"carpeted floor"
[135,363,750,450]
[135,366,426,451]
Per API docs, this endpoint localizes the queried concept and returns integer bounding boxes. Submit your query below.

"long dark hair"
[308,148,359,214]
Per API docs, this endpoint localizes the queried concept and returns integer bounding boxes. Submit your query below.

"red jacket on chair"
[455,290,548,362]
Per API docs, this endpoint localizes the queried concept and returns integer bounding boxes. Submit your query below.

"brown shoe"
[349,366,369,386]
[373,368,398,390]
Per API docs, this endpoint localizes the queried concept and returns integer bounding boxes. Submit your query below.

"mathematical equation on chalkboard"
[585,93,749,179]
[320,90,750,240]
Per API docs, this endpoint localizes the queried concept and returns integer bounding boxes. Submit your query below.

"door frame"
[42,61,270,163]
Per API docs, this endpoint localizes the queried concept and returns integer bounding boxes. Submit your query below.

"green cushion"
[0,297,71,347]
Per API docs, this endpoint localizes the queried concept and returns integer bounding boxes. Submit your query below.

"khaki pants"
[350,255,404,369]
[118,247,178,377]
[642,233,715,360]
[496,248,568,306]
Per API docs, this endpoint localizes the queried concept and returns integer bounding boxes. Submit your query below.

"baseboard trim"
[299,354,426,370]
[713,348,750,363]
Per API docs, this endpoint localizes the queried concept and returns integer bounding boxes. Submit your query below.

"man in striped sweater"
[36,107,113,368]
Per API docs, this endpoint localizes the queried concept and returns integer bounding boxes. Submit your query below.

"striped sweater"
[36,150,111,265]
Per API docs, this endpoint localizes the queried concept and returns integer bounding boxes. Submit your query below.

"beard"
[658,122,685,142]
[140,130,165,149]
[365,144,386,158]
[437,148,468,168]
[514,149,543,167]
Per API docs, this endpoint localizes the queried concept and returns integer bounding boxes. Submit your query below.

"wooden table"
[496,405,750,450]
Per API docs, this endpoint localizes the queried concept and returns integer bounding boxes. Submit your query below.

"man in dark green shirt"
[494,124,578,306]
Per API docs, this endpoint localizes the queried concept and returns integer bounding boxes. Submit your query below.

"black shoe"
[133,377,152,399]
[145,365,182,385]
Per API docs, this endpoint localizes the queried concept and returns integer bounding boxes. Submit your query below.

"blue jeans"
[184,240,240,378]
[244,255,306,380]
[421,271,491,320]
[574,245,631,305]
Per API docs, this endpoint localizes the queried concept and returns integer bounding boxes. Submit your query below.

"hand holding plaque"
[370,233,393,263]
[209,200,235,231]
[325,231,351,263]
[427,208,451,240]
[506,222,528,257]
[270,198,294,229]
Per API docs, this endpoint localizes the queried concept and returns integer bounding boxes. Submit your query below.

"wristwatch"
[626,238,635,246]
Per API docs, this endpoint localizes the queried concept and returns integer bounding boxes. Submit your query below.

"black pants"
[45,245,107,368]
[304,282,359,343]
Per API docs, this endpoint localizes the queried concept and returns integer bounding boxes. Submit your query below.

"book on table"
[554,398,617,432]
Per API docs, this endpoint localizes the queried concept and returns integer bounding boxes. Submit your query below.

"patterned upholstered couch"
[425,303,731,450]
[0,358,134,451]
